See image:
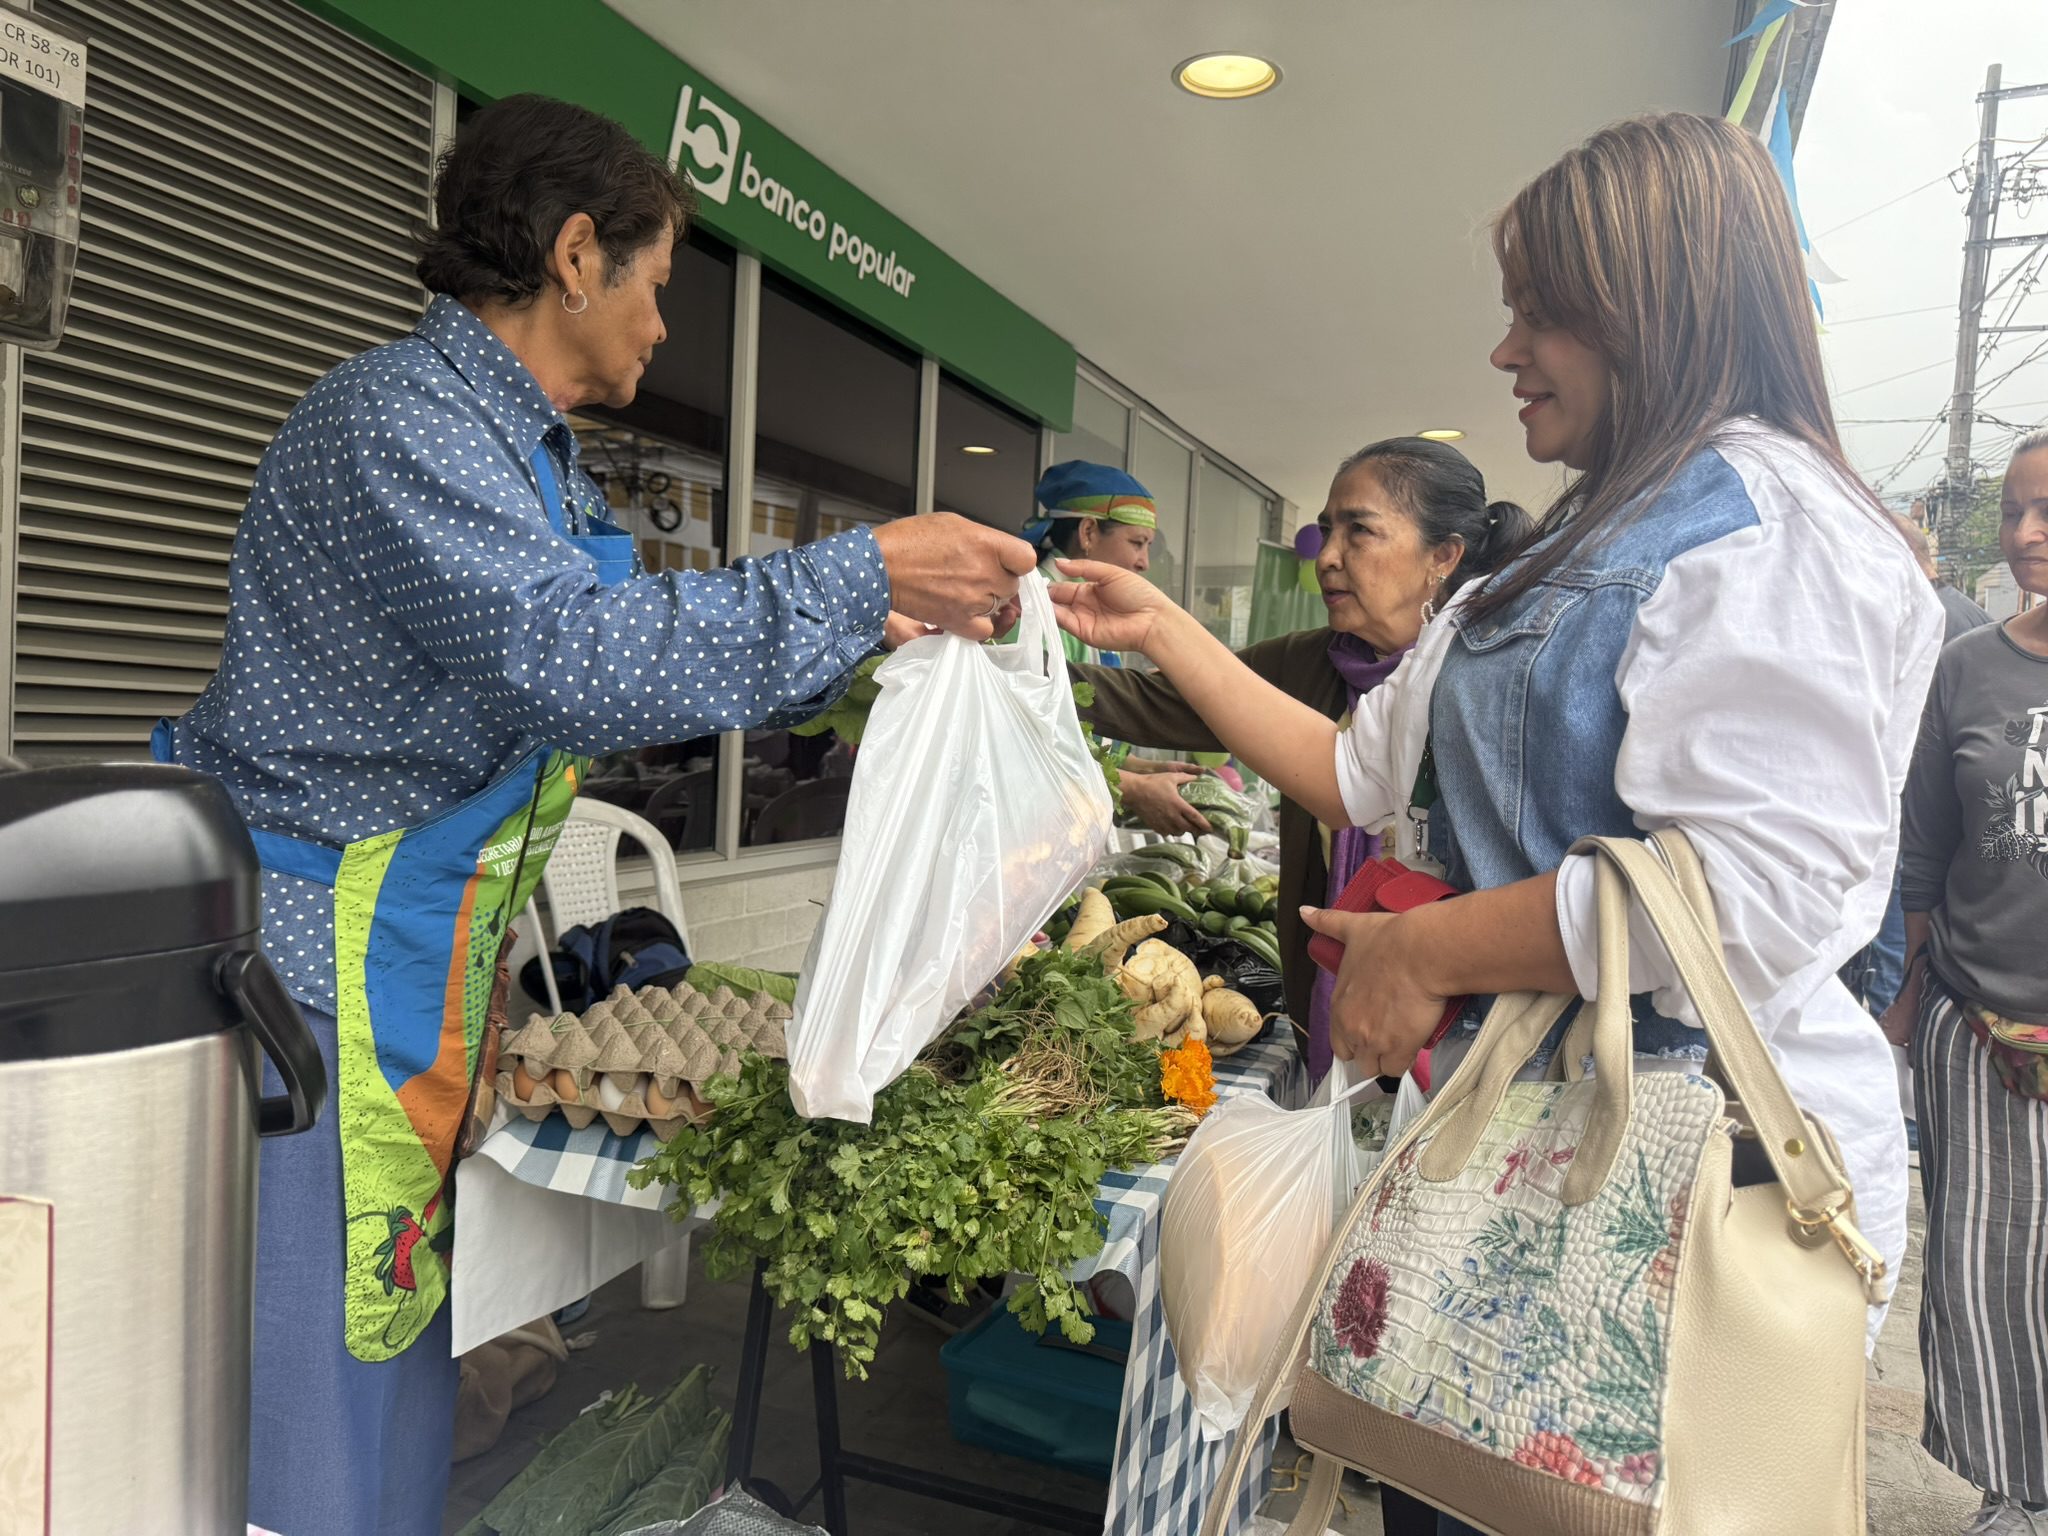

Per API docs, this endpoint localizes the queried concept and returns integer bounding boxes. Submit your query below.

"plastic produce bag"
[1161,1062,1411,1440]
[787,572,1114,1122]
[1355,1069,1428,1180]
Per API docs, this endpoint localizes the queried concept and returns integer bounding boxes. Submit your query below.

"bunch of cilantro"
[1070,679,1125,814]
[629,947,1183,1376]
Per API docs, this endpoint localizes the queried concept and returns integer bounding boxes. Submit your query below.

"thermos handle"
[217,949,328,1137]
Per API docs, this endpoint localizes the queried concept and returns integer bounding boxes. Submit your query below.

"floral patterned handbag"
[1199,831,1889,1536]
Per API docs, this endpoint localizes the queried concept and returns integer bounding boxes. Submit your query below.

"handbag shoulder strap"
[1581,833,1888,1301]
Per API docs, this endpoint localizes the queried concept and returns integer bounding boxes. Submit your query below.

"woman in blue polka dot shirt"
[158,94,1034,1535]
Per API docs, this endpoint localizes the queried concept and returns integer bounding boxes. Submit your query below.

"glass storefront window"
[576,231,735,854]
[934,374,1037,531]
[744,270,919,846]
[1194,459,1273,650]
[1052,375,1128,474]
[1130,419,1191,603]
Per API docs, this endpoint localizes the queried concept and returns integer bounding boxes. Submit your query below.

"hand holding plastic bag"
[1159,1063,1423,1439]
[786,573,1114,1122]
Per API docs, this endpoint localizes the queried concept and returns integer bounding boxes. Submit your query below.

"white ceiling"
[610,0,1738,518]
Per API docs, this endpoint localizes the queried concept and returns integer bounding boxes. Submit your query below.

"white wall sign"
[0,7,84,111]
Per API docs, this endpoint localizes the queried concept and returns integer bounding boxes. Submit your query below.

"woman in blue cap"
[1026,460,1160,666]
[1023,460,1230,834]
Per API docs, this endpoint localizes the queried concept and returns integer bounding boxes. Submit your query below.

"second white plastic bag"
[1160,1064,1423,1440]
[786,572,1114,1123]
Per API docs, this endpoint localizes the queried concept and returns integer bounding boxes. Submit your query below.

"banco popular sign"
[303,0,1074,428]
[670,84,916,300]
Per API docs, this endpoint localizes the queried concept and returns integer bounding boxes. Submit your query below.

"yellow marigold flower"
[1159,1036,1217,1116]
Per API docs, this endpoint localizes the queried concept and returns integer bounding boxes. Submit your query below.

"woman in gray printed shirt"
[1886,430,2048,1536]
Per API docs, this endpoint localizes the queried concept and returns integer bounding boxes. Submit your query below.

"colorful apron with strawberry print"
[154,442,631,1360]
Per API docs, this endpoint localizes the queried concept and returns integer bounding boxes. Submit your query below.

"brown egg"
[548,1068,582,1105]
[644,1079,676,1118]
[511,1060,542,1100]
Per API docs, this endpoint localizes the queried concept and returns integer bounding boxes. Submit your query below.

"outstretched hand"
[874,514,1037,640]
[1120,770,1212,836]
[1046,559,1176,656]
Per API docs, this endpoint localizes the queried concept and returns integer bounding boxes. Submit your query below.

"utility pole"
[1941,64,2001,534]
[1935,66,2048,554]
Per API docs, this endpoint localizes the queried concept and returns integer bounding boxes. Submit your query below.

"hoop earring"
[561,290,589,315]
[1420,599,1438,626]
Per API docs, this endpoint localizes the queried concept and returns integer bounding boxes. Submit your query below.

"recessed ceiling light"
[1173,53,1281,100]
[1417,428,1465,442]
[961,444,997,455]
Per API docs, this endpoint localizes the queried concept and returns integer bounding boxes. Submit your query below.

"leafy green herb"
[630,948,1189,1376]
[1072,679,1124,813]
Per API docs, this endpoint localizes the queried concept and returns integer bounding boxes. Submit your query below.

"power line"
[1837,356,1954,398]
[1874,412,1950,490]
[1825,304,1953,327]
[1812,172,1954,240]
[1976,332,2048,402]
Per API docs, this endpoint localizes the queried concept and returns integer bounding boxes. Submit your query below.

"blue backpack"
[520,906,692,1013]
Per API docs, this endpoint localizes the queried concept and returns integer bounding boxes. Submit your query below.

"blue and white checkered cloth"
[475,1030,1308,1536]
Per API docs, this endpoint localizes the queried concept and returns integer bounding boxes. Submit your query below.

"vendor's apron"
[154,439,634,1360]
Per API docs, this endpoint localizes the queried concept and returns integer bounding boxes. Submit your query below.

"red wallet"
[1308,857,1466,1087]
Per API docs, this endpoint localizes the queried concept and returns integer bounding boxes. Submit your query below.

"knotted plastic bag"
[1160,1064,1423,1439]
[786,572,1113,1122]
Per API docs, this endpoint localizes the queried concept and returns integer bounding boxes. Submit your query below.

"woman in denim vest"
[1053,115,1941,1534]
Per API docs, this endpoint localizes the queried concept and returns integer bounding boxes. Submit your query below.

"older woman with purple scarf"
[1075,437,1531,1079]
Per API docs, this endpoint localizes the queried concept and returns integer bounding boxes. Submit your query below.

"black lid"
[0,763,260,972]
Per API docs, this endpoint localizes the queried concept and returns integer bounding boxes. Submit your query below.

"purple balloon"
[1293,523,1324,559]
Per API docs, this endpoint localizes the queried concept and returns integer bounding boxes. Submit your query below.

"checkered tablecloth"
[473,1029,1308,1536]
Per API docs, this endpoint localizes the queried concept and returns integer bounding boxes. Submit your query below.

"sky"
[1798,0,2048,499]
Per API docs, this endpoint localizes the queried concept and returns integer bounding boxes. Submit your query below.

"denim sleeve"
[332,379,887,753]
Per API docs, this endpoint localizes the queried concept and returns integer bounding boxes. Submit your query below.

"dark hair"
[1469,113,1878,627]
[1333,437,1534,595]
[1045,516,1088,555]
[417,94,695,304]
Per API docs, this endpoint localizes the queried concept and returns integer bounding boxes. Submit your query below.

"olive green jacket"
[1073,627,1349,1034]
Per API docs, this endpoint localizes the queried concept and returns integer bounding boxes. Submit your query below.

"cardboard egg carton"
[493,982,792,1139]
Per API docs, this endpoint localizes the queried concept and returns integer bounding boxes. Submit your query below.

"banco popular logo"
[668,84,741,205]
[665,82,919,300]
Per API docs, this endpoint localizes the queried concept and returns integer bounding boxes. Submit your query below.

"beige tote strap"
[1422,857,1637,1205]
[1554,825,1719,1081]
[1415,989,1579,1187]
[1586,834,1886,1298]
[1282,1453,1344,1535]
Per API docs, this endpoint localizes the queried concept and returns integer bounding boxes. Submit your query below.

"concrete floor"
[445,1174,1980,1536]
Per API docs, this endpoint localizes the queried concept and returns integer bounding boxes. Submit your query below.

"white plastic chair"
[541,796,691,950]
[534,796,696,1310]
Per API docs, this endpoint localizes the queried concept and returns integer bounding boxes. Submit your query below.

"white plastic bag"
[786,572,1114,1122]
[1159,1063,1423,1440]
[1354,1069,1429,1181]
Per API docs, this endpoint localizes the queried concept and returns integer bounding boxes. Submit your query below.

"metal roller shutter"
[7,0,434,763]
